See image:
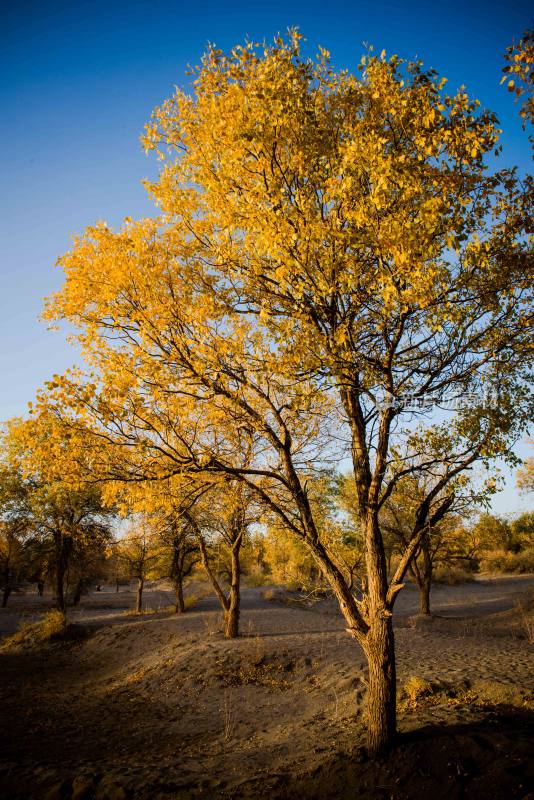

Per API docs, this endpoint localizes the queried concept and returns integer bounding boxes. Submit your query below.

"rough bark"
[363,616,397,756]
[362,513,397,754]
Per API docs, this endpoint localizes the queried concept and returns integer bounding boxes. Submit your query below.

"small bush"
[433,565,475,585]
[41,609,67,639]
[243,572,269,588]
[403,675,433,705]
[0,609,67,652]
[479,548,534,574]
[184,593,199,610]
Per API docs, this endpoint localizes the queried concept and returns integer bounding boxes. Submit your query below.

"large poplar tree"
[40,34,532,753]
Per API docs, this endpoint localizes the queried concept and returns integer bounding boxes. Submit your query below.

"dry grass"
[262,587,321,608]
[515,601,534,644]
[184,592,201,610]
[0,609,67,652]
[123,605,173,616]
[204,615,224,637]
[457,680,534,710]
[221,690,238,747]
[401,676,534,713]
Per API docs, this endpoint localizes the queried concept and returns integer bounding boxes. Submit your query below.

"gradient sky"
[1,0,532,513]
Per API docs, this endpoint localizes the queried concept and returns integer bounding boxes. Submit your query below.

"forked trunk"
[136,577,144,613]
[413,534,432,615]
[364,616,397,756]
[198,533,241,636]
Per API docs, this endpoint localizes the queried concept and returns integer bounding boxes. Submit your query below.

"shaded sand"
[0,578,533,799]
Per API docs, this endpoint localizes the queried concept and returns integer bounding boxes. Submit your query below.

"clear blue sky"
[1,0,532,513]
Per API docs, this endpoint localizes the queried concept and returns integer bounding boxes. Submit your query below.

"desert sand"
[0,576,533,799]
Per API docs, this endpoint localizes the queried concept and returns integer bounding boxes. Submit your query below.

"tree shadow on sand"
[279,707,534,800]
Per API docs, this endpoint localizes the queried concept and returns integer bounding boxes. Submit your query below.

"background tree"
[40,35,532,754]
[2,414,114,611]
[380,472,483,614]
[472,512,516,553]
[117,520,161,613]
[159,513,199,613]
[510,511,534,549]
[0,520,29,608]
[184,478,257,638]
[0,466,32,607]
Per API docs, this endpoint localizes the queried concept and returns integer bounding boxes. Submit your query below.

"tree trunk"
[419,575,431,615]
[224,539,241,638]
[364,512,397,756]
[72,580,83,606]
[55,566,66,611]
[55,548,67,612]
[1,562,11,607]
[364,616,397,757]
[175,578,185,613]
[53,533,71,612]
[136,577,144,613]
[2,585,12,608]
[416,533,432,615]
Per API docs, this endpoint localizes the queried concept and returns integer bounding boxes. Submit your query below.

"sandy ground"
[0,576,533,799]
